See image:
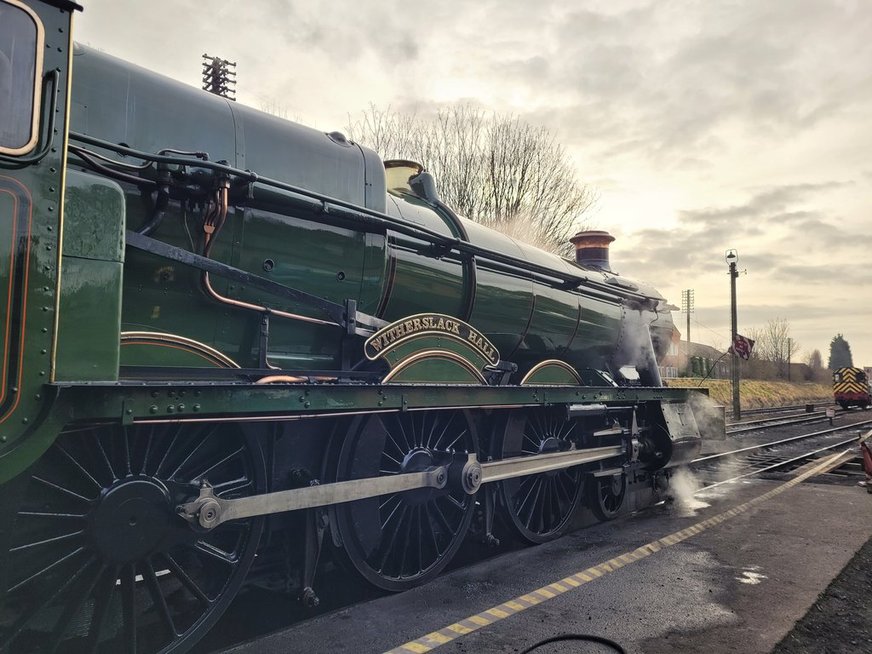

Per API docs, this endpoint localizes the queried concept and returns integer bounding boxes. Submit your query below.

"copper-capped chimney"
[570,230,615,271]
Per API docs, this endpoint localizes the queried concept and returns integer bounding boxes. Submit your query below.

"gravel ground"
[773,533,872,654]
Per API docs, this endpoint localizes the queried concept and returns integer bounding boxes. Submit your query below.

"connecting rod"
[178,445,625,530]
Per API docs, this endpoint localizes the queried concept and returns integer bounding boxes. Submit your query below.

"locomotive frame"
[0,2,719,653]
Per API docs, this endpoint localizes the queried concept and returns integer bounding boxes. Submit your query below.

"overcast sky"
[76,0,872,367]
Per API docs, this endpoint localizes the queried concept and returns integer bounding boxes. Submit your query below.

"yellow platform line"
[384,450,851,654]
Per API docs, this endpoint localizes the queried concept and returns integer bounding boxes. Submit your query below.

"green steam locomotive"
[0,2,718,652]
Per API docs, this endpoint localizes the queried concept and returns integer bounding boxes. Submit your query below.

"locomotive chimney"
[570,230,615,271]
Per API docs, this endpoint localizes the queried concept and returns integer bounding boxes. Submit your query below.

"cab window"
[0,0,44,155]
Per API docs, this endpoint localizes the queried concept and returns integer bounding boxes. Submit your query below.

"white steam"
[667,467,710,516]
[687,391,727,441]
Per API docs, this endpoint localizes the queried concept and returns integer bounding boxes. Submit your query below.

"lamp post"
[726,249,740,419]
[681,289,694,377]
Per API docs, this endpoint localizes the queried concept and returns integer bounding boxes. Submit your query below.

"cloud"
[615,179,865,296]
[73,0,872,363]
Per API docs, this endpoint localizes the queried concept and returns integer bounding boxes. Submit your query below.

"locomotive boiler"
[0,2,717,652]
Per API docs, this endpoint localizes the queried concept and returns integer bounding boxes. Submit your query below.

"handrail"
[68,131,658,307]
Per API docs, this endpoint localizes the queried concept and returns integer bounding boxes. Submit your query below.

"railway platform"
[219,456,872,654]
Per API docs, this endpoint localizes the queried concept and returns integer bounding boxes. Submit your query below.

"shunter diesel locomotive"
[833,367,871,410]
[0,2,720,652]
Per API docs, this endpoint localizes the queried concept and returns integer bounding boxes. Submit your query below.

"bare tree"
[742,326,771,379]
[749,318,799,380]
[804,348,826,382]
[259,98,301,122]
[347,104,595,253]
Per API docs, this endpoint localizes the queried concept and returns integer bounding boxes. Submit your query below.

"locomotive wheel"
[331,411,477,591]
[495,410,584,544]
[0,423,264,654]
[588,473,627,522]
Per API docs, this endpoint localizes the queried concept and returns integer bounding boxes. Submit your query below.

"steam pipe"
[197,186,339,371]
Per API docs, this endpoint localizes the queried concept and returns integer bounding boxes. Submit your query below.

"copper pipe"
[201,185,339,328]
[255,375,308,384]
[255,374,343,384]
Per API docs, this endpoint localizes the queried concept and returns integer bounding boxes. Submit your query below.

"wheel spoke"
[122,425,133,477]
[430,499,453,536]
[47,561,104,654]
[213,476,254,498]
[154,425,183,477]
[515,475,538,521]
[120,564,137,654]
[55,443,102,491]
[392,416,412,452]
[337,411,475,589]
[168,425,215,479]
[194,540,237,566]
[32,475,94,504]
[422,505,442,556]
[377,504,408,573]
[83,566,119,654]
[380,495,404,529]
[2,423,262,654]
[139,425,155,475]
[499,410,584,542]
[397,509,413,576]
[17,510,86,520]
[187,446,245,482]
[429,414,454,450]
[161,552,211,607]
[415,507,424,574]
[9,529,84,553]
[444,494,466,511]
[385,430,406,459]
[143,558,178,638]
[2,554,95,649]
[442,428,468,452]
[8,546,86,594]
[92,430,117,484]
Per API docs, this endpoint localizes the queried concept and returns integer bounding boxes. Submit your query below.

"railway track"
[694,420,872,488]
[726,410,831,434]
[725,403,820,419]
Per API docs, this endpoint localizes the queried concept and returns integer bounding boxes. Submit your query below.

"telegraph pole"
[201,54,237,100]
[681,289,694,376]
[787,337,792,382]
[726,250,740,419]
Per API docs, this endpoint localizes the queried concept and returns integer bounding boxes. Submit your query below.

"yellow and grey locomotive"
[833,367,871,410]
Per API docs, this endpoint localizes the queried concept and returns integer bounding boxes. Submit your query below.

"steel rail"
[725,404,817,419]
[726,412,829,434]
[698,437,856,492]
[694,419,872,464]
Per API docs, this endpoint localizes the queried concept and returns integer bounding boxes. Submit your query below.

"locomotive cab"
[0,0,43,155]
